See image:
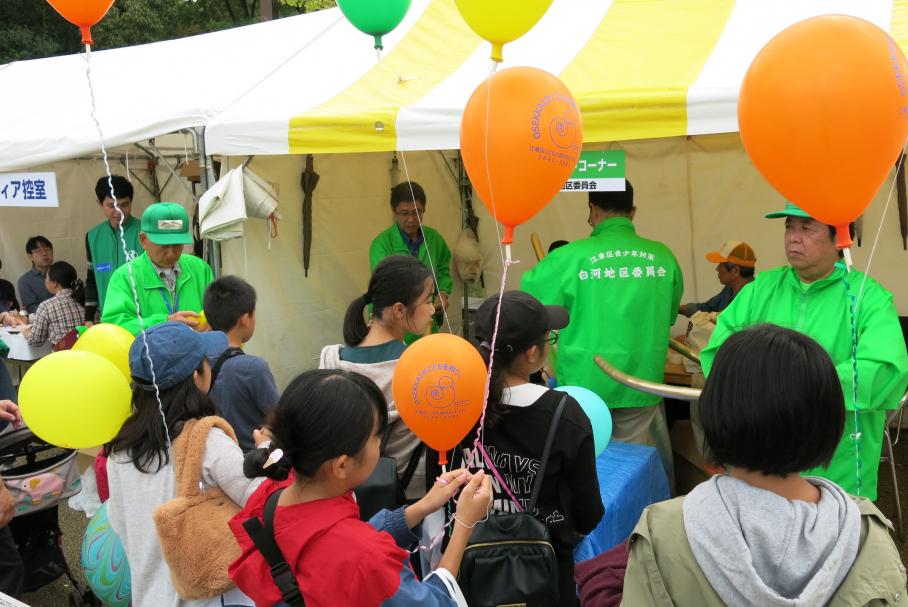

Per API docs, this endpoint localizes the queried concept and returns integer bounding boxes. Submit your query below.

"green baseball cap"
[764,201,813,220]
[141,203,193,245]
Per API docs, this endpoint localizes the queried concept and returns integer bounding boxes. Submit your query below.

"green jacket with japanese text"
[101,252,214,336]
[701,265,908,500]
[521,217,683,408]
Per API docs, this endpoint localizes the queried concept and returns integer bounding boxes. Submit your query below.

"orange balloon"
[738,15,908,248]
[46,0,115,45]
[460,67,583,244]
[392,334,486,465]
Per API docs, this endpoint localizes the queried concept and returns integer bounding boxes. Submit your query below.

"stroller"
[0,425,99,606]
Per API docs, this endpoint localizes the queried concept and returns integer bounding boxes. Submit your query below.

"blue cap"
[129,322,228,391]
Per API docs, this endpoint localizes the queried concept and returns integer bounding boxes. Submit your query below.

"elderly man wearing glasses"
[369,181,453,342]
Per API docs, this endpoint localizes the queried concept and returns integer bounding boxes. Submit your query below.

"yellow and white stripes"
[205,0,908,156]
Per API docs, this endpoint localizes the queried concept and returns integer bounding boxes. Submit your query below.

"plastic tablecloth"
[574,441,670,563]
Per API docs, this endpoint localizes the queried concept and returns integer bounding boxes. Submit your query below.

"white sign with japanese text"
[0,172,59,207]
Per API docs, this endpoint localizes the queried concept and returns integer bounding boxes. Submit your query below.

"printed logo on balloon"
[393,334,486,465]
[461,67,583,245]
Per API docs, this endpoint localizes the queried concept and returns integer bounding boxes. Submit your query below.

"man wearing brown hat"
[680,241,756,318]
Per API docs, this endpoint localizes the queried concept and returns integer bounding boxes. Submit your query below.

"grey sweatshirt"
[107,428,262,607]
[683,475,861,607]
[319,344,426,498]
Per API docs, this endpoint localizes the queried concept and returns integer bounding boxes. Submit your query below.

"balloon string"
[856,145,906,310]
[397,150,453,334]
[472,246,517,455]
[82,45,172,449]
[843,275,862,497]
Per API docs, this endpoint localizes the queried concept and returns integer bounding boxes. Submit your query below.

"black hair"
[390,181,426,209]
[589,180,634,214]
[699,324,844,475]
[25,236,52,255]
[343,255,432,346]
[0,280,17,311]
[723,262,755,279]
[95,175,134,203]
[47,261,85,305]
[476,333,547,429]
[203,275,256,332]
[108,359,215,473]
[548,240,569,253]
[246,369,389,481]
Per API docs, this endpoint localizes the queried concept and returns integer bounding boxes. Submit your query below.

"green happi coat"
[700,264,908,500]
[521,217,684,408]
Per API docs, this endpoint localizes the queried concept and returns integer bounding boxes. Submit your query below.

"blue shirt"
[398,226,425,258]
[17,267,52,314]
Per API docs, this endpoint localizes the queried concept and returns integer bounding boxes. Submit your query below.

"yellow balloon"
[72,323,135,381]
[454,0,553,62]
[19,350,132,449]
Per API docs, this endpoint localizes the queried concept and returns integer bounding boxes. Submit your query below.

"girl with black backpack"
[459,291,604,606]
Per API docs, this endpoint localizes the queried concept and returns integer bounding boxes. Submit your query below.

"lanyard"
[158,287,179,315]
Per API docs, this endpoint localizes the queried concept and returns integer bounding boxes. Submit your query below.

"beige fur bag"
[153,417,242,600]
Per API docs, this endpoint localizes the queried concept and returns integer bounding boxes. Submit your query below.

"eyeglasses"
[545,331,559,345]
[395,209,424,219]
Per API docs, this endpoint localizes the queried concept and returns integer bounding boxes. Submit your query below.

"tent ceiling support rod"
[118,156,156,199]
[139,140,198,203]
[192,126,221,277]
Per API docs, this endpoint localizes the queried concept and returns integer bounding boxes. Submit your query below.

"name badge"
[95,262,112,273]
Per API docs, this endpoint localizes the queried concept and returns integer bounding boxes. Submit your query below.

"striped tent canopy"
[207,0,908,154]
[1,0,907,170]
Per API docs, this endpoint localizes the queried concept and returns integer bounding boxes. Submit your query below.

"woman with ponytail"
[460,291,603,605]
[319,255,436,499]
[229,369,492,607]
[25,261,86,349]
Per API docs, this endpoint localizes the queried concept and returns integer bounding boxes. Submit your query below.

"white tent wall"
[0,158,196,297]
[225,134,908,389]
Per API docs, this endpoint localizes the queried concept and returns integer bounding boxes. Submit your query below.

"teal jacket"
[369,224,453,294]
[85,216,142,317]
[521,217,683,408]
[701,265,908,500]
[101,252,214,335]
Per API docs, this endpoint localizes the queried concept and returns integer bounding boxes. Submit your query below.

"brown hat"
[705,241,756,268]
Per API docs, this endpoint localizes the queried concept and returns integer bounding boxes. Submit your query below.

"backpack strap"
[242,488,306,606]
[173,416,239,498]
[210,346,245,388]
[527,394,567,513]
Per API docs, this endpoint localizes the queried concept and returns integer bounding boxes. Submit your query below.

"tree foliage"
[0,0,335,64]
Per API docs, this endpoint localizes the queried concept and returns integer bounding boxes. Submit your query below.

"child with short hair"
[623,324,906,606]
[229,368,493,606]
[25,261,85,350]
[204,276,280,452]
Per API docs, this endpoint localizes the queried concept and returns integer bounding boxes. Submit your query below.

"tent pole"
[193,126,222,277]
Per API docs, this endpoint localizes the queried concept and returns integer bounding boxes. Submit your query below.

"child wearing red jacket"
[228,369,492,607]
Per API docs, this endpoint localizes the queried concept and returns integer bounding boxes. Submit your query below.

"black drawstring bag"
[457,395,567,607]
[354,423,425,521]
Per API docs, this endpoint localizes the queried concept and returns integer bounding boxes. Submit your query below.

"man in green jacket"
[102,203,214,336]
[369,182,452,341]
[84,175,142,324]
[700,202,908,499]
[521,181,683,481]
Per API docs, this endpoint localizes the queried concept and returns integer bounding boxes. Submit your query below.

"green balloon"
[337,0,412,50]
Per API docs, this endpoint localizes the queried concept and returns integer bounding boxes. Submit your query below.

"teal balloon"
[81,502,131,607]
[337,0,412,50]
[556,386,612,456]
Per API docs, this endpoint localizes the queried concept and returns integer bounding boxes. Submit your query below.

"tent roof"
[1,0,906,170]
